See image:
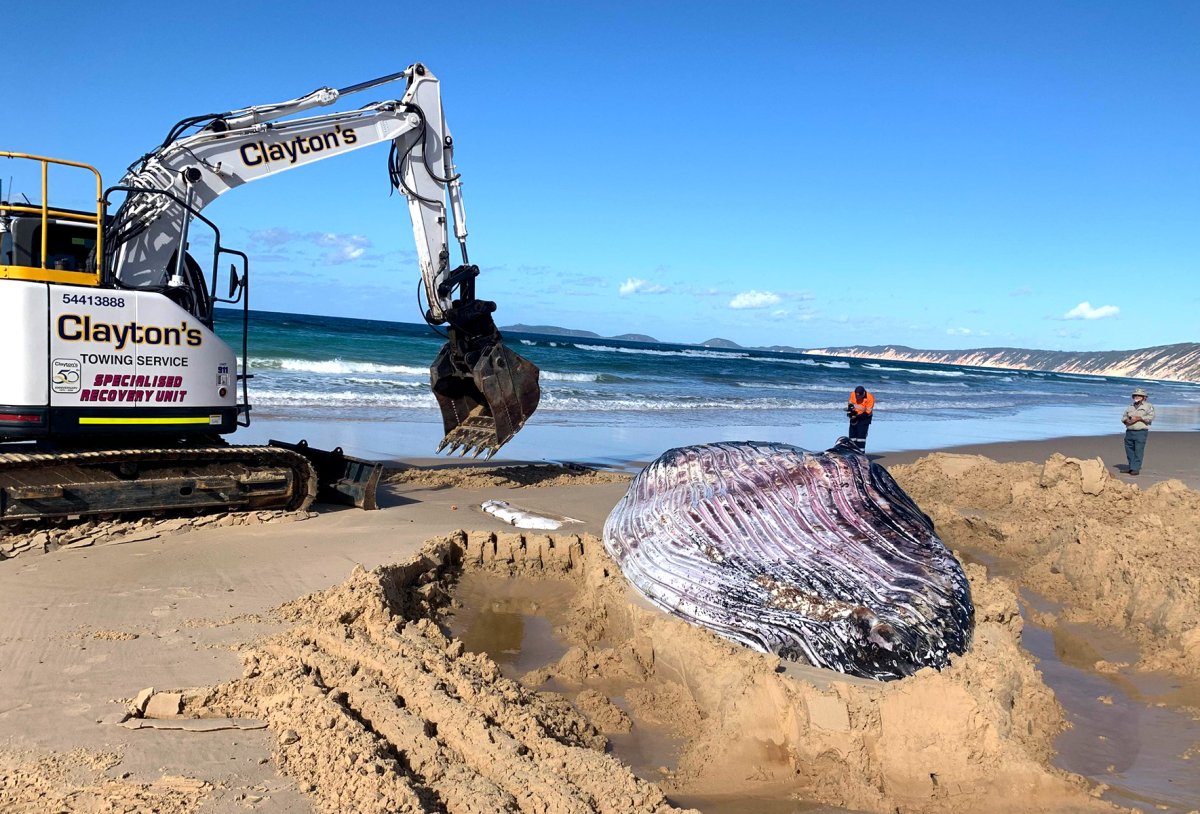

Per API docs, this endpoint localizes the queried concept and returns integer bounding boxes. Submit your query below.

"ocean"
[215,309,1200,467]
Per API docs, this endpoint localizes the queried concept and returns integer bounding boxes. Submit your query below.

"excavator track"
[0,446,318,523]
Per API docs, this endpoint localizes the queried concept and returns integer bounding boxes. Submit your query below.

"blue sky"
[5,1,1197,351]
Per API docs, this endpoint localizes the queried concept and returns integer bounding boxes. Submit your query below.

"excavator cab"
[429,295,540,458]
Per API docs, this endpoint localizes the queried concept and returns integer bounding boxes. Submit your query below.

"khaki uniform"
[1122,399,1153,473]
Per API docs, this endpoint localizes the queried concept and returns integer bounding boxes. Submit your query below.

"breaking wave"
[251,357,428,376]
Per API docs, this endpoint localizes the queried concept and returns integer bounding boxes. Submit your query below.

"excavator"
[0,64,540,524]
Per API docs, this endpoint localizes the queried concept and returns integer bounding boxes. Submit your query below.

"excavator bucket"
[431,325,540,459]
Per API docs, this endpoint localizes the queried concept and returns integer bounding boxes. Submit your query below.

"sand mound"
[508,533,1110,813]
[191,531,1113,814]
[384,463,630,490]
[193,534,690,814]
[891,453,1200,678]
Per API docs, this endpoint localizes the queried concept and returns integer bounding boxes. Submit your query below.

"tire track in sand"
[201,532,692,814]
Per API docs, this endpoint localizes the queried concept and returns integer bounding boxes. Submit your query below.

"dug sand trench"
[890,454,1200,681]
[191,532,690,814]
[191,529,1112,814]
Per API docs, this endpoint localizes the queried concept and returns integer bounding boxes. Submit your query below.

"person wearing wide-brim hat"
[1120,387,1154,475]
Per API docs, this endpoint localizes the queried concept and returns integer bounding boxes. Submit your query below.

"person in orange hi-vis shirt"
[846,385,875,452]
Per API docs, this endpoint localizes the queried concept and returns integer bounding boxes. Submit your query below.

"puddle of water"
[1045,618,1200,711]
[1020,588,1061,618]
[445,572,574,677]
[605,695,687,779]
[1021,616,1200,813]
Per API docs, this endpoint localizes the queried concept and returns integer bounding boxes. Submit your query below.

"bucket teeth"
[437,423,499,461]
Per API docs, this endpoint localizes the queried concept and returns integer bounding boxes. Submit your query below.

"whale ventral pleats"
[602,440,975,681]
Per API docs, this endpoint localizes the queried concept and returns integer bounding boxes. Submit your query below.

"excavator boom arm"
[111,65,458,320]
[107,64,539,457]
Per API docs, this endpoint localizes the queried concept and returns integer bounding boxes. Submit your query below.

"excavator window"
[30,222,97,272]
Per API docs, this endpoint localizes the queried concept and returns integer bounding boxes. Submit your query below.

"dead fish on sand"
[481,499,563,530]
[602,439,973,680]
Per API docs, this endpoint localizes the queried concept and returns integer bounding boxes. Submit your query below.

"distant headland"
[502,324,659,344]
[798,343,1200,384]
[501,323,1199,383]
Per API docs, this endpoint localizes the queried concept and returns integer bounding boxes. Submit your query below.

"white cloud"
[317,233,369,264]
[1010,286,1032,297]
[249,228,371,264]
[946,327,973,336]
[619,277,669,297]
[1062,301,1119,320]
[729,290,781,309]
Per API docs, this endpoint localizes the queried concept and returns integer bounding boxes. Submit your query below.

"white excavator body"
[0,64,540,522]
[0,279,237,433]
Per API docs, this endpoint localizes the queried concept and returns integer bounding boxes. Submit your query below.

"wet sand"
[0,432,1196,812]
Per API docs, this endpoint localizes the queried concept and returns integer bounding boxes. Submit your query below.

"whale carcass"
[602,440,973,680]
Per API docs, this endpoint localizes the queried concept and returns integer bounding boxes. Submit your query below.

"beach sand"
[0,431,1197,813]
[875,430,1200,490]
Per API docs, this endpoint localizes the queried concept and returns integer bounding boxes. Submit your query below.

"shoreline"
[238,413,1199,474]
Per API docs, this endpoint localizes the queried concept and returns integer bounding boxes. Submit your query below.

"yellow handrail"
[0,151,104,286]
